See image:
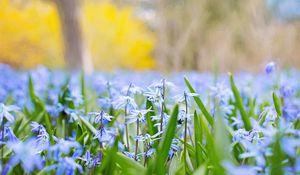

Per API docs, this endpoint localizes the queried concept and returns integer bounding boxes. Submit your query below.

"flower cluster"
[0,63,299,174]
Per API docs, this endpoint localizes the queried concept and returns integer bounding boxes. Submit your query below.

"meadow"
[0,62,299,175]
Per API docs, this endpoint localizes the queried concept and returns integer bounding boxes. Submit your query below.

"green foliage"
[273,92,282,117]
[229,73,252,130]
[152,104,179,175]
[184,77,214,126]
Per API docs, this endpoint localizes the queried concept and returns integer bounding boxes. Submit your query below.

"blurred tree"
[53,0,93,73]
[0,0,63,69]
[0,0,155,70]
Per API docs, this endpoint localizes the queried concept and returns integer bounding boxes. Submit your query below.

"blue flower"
[282,104,300,121]
[89,111,113,123]
[0,126,19,144]
[112,96,137,110]
[232,129,259,149]
[4,139,43,173]
[134,132,162,145]
[173,91,199,104]
[152,112,170,130]
[121,83,143,96]
[78,151,101,168]
[0,103,19,124]
[126,109,152,124]
[168,139,180,159]
[177,109,193,122]
[52,157,83,175]
[265,62,276,74]
[30,122,50,152]
[281,137,300,157]
[49,138,81,161]
[138,148,155,158]
[259,107,278,126]
[94,127,115,143]
[280,85,294,98]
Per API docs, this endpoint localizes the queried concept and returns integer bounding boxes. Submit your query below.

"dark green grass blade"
[184,77,214,126]
[229,73,252,131]
[154,104,179,175]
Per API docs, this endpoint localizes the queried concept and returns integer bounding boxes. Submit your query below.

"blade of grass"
[273,92,282,117]
[194,111,203,168]
[115,152,146,175]
[229,73,252,131]
[154,104,179,175]
[184,77,214,126]
[80,71,88,114]
[79,116,98,136]
[146,100,157,135]
[270,136,285,175]
[96,138,119,174]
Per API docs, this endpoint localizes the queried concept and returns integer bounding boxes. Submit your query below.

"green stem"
[134,119,140,161]
[160,79,165,132]
[144,142,148,166]
[125,84,132,151]
[184,93,188,173]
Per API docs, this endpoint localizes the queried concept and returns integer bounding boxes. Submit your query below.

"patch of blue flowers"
[0,63,299,175]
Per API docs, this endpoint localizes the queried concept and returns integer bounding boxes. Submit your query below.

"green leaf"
[146,100,157,136]
[193,111,203,168]
[115,152,146,175]
[154,104,179,175]
[273,92,282,117]
[96,138,119,174]
[79,116,98,136]
[229,73,252,130]
[80,71,88,114]
[169,156,184,175]
[44,113,54,144]
[192,163,207,175]
[184,77,214,126]
[13,117,23,134]
[214,110,231,163]
[28,75,45,112]
[270,136,285,175]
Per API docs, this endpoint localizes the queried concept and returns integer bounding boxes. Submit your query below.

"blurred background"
[1,0,300,72]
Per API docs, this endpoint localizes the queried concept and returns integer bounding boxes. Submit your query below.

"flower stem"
[99,115,104,149]
[125,107,130,151]
[134,120,140,161]
[160,79,165,132]
[125,84,132,151]
[144,142,148,166]
[183,92,188,173]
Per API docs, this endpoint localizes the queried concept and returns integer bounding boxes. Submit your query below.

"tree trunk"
[53,0,93,73]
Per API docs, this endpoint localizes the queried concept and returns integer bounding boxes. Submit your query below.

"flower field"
[0,63,299,175]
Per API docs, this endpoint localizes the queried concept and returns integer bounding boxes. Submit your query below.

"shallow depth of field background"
[1,0,300,72]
